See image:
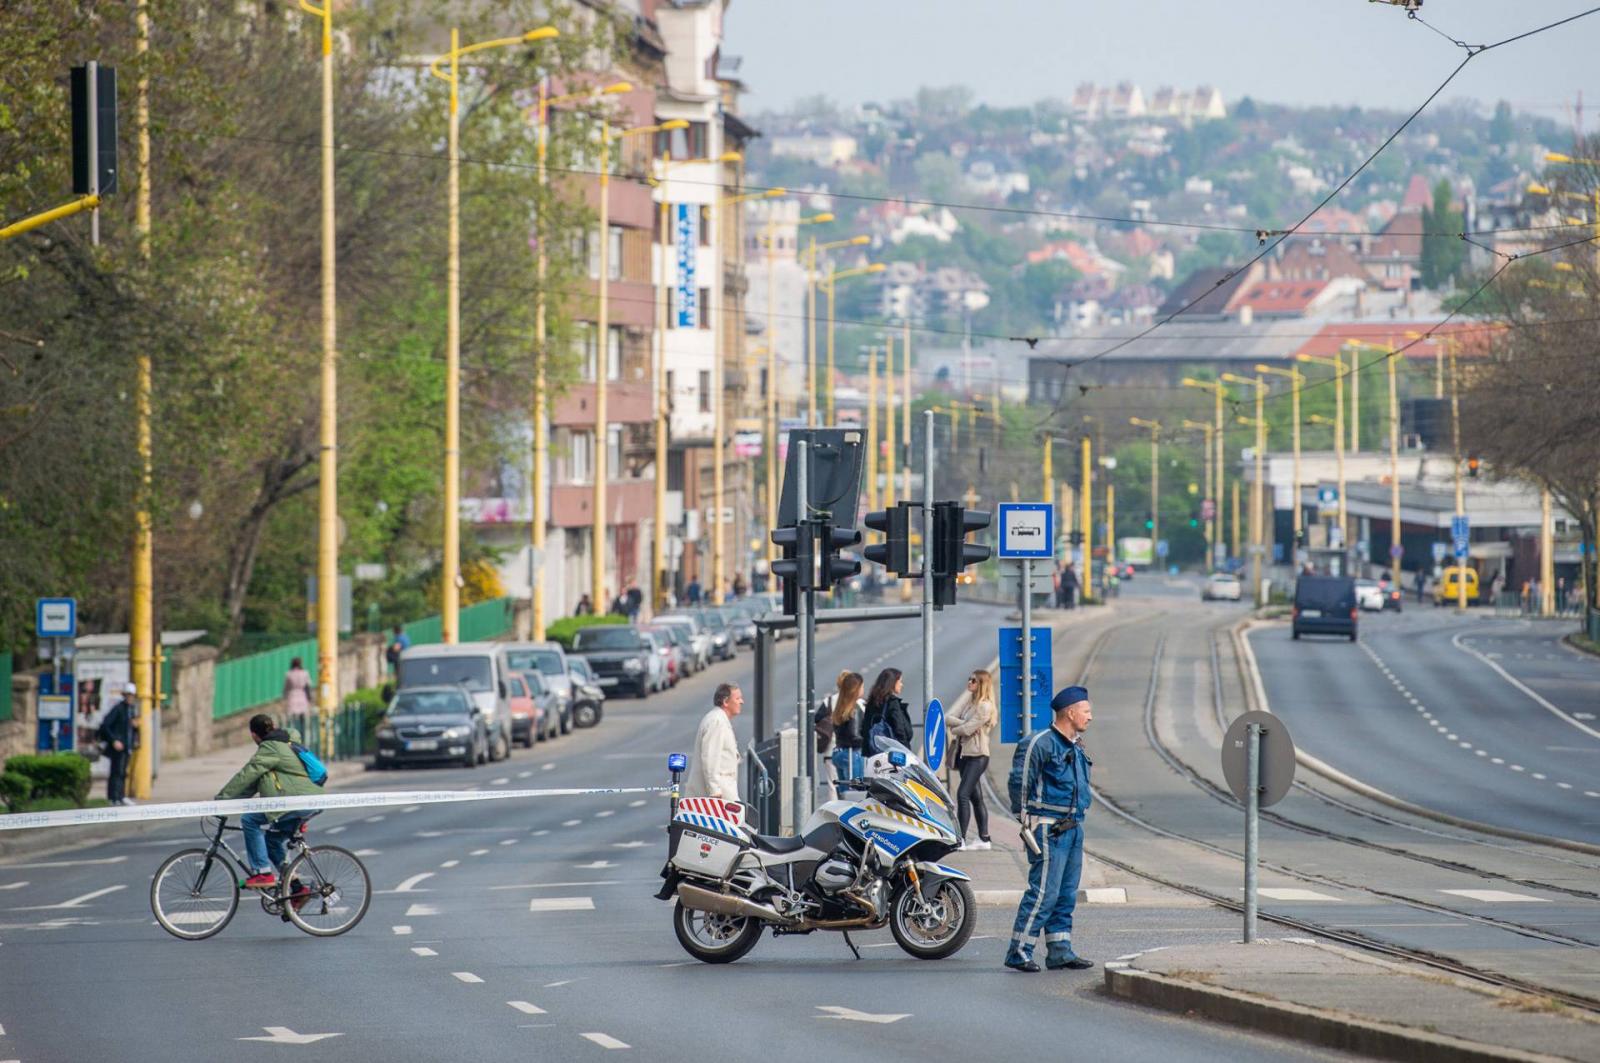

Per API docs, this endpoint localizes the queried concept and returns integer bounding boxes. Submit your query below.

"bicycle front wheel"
[283,845,371,937]
[151,848,241,940]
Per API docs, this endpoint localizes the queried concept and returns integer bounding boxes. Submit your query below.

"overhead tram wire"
[1026,3,1600,430]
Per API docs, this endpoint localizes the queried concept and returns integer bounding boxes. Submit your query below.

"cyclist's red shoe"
[288,880,313,911]
[242,872,278,890]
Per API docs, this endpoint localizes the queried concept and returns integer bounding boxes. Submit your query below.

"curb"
[1103,965,1563,1063]
[1230,617,1600,858]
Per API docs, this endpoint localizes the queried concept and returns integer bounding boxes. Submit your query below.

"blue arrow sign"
[924,698,946,772]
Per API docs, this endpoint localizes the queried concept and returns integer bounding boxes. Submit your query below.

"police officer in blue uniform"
[1005,684,1094,972]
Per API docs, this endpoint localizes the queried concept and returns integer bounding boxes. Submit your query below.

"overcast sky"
[724,1,1597,124]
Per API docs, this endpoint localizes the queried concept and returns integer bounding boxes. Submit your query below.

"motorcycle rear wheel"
[890,879,976,960]
[673,900,762,964]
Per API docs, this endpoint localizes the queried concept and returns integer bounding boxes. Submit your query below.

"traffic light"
[1467,455,1481,478]
[863,503,912,576]
[1144,515,1154,531]
[1068,529,1084,547]
[931,502,992,608]
[820,523,862,591]
[770,524,813,616]
[71,64,118,196]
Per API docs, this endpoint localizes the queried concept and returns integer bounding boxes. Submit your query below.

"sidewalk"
[1105,939,1600,1063]
[0,736,364,862]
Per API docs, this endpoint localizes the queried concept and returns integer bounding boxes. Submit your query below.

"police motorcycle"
[656,742,976,964]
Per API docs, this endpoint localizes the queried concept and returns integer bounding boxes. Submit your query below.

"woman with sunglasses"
[948,669,998,849]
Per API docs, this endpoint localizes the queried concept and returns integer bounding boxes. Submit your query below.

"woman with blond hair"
[819,671,866,794]
[948,668,998,849]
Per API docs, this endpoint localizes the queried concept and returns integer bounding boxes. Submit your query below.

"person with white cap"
[97,683,138,806]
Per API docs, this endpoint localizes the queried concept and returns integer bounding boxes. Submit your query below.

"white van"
[397,642,513,761]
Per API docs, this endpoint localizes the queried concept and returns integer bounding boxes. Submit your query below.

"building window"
[656,121,708,160]
[578,325,597,382]
[561,429,593,485]
[583,225,624,280]
[699,370,712,413]
[607,325,622,381]
[698,288,711,329]
[607,426,623,478]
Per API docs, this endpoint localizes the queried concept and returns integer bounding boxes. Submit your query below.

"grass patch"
[4,796,114,815]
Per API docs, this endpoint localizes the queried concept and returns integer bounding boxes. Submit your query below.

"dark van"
[1292,576,1358,641]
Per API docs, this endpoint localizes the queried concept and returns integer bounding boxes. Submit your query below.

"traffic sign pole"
[1244,722,1260,942]
[1021,557,1032,738]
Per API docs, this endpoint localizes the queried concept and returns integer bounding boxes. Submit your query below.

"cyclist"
[215,713,322,891]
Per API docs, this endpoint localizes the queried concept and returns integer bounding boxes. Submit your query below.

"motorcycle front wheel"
[672,900,762,964]
[890,878,976,960]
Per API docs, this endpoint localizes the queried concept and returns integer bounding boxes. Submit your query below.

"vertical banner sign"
[675,203,699,328]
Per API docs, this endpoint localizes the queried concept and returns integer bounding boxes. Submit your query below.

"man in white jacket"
[684,683,743,801]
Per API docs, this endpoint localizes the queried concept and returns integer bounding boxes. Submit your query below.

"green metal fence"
[0,652,12,722]
[212,598,514,720]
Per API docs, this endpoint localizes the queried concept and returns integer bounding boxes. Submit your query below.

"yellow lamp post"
[1129,418,1161,549]
[1222,373,1268,605]
[1255,363,1304,555]
[1296,351,1348,556]
[823,261,886,423]
[528,80,630,639]
[431,26,560,643]
[1182,377,1228,567]
[1182,419,1216,570]
[1348,339,1403,575]
[803,234,870,424]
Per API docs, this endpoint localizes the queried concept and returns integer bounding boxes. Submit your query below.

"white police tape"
[0,784,672,833]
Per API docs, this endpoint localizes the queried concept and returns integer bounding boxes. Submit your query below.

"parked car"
[643,623,691,684]
[1434,566,1479,606]
[565,656,606,728]
[374,685,487,769]
[1355,578,1385,612]
[571,624,657,698]
[502,643,574,734]
[397,643,513,760]
[1293,576,1358,641]
[717,605,758,647]
[505,671,544,747]
[691,609,736,661]
[1201,572,1242,601]
[653,614,711,670]
[641,628,678,689]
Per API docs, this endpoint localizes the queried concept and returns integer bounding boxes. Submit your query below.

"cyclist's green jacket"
[216,728,321,820]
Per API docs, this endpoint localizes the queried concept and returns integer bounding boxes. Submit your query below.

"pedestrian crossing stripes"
[1440,889,1550,904]
[1256,888,1340,902]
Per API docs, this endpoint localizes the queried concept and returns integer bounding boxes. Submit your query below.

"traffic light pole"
[921,410,935,727]
[793,440,815,826]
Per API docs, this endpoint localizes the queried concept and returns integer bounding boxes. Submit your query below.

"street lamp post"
[1223,373,1268,606]
[1296,351,1348,559]
[1182,420,1216,570]
[803,233,868,424]
[431,26,559,642]
[822,261,885,424]
[1129,418,1161,550]
[1256,364,1304,559]
[1182,377,1228,568]
[1349,340,1403,575]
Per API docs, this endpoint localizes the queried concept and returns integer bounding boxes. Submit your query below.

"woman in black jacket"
[862,668,912,753]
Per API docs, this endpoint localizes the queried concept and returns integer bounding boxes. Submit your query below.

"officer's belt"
[1030,814,1081,827]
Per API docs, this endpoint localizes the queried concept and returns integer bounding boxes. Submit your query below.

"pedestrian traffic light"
[820,523,862,591]
[71,64,118,196]
[1144,515,1154,531]
[770,524,813,615]
[931,502,992,608]
[863,503,912,577]
[1467,455,1480,478]
[1069,529,1084,547]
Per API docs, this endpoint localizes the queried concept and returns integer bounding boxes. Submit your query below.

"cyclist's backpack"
[291,743,329,787]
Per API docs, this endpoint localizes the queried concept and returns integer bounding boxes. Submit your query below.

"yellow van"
[1434,565,1479,605]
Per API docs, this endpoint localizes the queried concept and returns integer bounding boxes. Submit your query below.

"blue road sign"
[1156,539,1170,559]
[924,698,946,772]
[998,626,1054,743]
[998,503,1054,560]
[36,598,77,639]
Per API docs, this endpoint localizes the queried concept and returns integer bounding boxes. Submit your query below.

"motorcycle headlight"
[623,657,643,672]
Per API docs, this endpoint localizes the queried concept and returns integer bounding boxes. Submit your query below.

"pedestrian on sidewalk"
[1004,684,1095,973]
[282,656,312,726]
[821,671,865,793]
[574,594,593,617]
[684,683,743,803]
[861,668,911,753]
[97,682,137,806]
[948,669,997,849]
[385,624,410,675]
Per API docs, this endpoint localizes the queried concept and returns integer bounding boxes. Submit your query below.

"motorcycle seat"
[750,832,808,855]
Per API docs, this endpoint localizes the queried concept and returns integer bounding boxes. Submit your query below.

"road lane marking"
[470,849,490,856]
[490,881,622,891]
[326,826,347,834]
[1510,765,1525,772]
[1440,889,1550,903]
[499,838,518,846]
[629,800,647,808]
[507,1001,546,1015]
[441,860,459,868]
[0,882,29,891]
[0,856,126,869]
[452,971,483,984]
[612,841,648,849]
[577,861,616,870]
[411,947,437,957]
[541,763,555,771]
[365,815,386,823]
[392,925,412,935]
[1452,631,1600,741]
[580,1033,629,1049]
[12,884,126,911]
[353,849,381,857]
[402,805,420,813]
[394,872,435,893]
[1257,888,1340,902]
[595,810,615,818]
[238,1027,342,1045]
[562,819,582,827]
[1531,772,1547,780]
[544,980,574,987]
[492,777,510,785]
[404,903,439,917]
[528,897,595,912]
[815,1006,909,1024]
[531,829,550,837]
[518,771,532,779]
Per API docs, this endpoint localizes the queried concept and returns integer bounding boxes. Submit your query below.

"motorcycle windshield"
[873,740,957,831]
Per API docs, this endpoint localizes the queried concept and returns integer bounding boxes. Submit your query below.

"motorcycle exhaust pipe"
[676,883,792,924]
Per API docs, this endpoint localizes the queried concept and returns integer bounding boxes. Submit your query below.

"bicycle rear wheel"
[151,848,240,940]
[283,845,371,937]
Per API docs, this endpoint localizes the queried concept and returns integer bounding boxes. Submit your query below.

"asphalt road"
[0,601,1336,1063]
[1249,609,1600,845]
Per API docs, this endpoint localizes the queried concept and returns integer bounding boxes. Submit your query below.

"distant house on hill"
[770,132,858,168]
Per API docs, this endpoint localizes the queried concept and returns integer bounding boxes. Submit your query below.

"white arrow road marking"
[390,872,434,893]
[507,1001,546,1015]
[0,856,126,869]
[452,972,483,984]
[238,1027,342,1045]
[815,1006,909,1024]
[12,885,126,911]
[580,1033,630,1050]
[1441,889,1550,903]
[577,861,616,870]
[404,903,439,917]
[529,897,595,912]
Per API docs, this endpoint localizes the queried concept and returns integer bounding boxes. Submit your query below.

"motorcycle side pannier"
[668,815,748,879]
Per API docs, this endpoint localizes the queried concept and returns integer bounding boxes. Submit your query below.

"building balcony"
[550,477,654,529]
[551,379,654,429]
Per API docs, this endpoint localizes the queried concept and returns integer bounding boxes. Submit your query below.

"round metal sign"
[924,698,946,772]
[1220,710,1296,808]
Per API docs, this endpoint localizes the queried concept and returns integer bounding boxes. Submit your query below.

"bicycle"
[150,815,371,940]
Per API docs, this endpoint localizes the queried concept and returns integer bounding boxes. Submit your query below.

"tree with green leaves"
[1420,178,1465,290]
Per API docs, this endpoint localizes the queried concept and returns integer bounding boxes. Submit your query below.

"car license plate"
[405,739,438,751]
[598,677,618,686]
[1300,609,1321,618]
